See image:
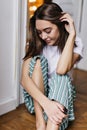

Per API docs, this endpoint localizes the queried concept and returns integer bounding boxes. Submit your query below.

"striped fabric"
[23,55,76,130]
[47,73,75,130]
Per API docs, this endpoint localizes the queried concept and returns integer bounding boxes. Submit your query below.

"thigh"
[48,74,70,107]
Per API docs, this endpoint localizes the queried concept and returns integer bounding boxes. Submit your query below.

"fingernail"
[63,107,68,114]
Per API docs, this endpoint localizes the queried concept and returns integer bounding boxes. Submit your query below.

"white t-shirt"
[42,36,84,80]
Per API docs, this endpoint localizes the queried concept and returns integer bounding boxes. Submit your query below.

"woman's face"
[36,20,60,46]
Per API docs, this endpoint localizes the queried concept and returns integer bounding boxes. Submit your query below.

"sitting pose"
[21,2,83,130]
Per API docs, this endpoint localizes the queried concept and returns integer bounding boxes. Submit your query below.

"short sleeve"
[74,36,84,59]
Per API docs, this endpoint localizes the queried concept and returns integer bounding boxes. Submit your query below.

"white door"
[0,0,20,115]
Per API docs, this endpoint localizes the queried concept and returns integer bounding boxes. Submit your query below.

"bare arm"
[56,13,80,74]
[21,58,66,124]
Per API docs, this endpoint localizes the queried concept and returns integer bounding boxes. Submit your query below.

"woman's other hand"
[43,99,67,125]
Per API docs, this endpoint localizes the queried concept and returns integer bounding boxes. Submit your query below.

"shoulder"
[22,58,32,72]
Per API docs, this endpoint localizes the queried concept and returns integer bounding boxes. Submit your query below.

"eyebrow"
[36,27,52,31]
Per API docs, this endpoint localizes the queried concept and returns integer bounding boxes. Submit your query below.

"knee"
[33,56,48,71]
[34,59,41,69]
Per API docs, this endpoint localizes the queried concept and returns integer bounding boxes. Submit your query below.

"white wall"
[77,0,87,70]
[0,0,20,115]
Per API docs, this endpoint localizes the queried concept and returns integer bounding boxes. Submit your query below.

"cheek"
[55,32,60,39]
[52,28,59,38]
[52,30,59,40]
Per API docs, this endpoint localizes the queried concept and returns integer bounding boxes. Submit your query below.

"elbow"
[56,66,71,75]
[56,68,67,75]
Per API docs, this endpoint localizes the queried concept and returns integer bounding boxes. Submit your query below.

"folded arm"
[56,13,80,74]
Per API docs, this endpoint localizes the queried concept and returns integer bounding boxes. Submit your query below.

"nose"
[41,32,47,40]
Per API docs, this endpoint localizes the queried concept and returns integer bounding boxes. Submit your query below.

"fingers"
[55,101,68,119]
[52,117,62,125]
[56,107,68,120]
[49,116,63,125]
[56,101,66,112]
[50,101,68,125]
[59,12,76,35]
[49,111,67,125]
[60,12,74,24]
[50,117,60,125]
[52,100,68,116]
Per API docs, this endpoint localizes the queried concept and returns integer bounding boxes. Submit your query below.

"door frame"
[19,0,28,104]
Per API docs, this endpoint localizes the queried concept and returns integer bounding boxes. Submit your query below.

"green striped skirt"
[23,55,76,130]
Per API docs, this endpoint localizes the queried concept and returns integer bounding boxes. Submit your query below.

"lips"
[46,40,50,43]
[45,39,51,44]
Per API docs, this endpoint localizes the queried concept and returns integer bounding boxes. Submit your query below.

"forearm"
[56,34,75,74]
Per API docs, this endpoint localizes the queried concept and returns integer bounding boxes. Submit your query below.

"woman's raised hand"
[60,13,76,37]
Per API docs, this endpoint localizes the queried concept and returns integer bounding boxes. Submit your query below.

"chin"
[47,42,55,46]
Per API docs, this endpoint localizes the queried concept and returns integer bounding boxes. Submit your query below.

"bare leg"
[46,119,60,130]
[32,59,46,130]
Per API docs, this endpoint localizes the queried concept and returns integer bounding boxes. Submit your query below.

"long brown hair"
[23,2,73,60]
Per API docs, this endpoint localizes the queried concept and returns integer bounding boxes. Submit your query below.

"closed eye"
[36,27,52,35]
[44,28,52,33]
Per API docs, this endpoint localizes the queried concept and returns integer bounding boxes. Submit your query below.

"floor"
[0,69,87,130]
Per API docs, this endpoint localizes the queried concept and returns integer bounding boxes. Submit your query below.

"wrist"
[68,33,76,42]
[40,95,50,109]
[69,31,76,38]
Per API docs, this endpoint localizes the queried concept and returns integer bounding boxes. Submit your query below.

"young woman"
[21,2,83,130]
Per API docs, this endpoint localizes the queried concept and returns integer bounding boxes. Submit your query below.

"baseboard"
[0,97,17,116]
